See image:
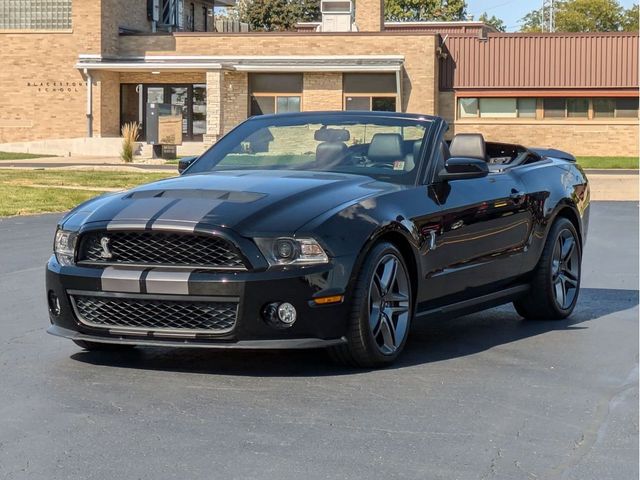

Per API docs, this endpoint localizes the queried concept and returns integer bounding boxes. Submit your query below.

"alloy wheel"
[368,254,411,355]
[551,229,580,310]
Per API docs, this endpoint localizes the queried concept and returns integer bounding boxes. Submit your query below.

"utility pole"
[542,0,556,32]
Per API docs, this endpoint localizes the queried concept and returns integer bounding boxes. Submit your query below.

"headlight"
[54,229,78,266]
[255,237,329,266]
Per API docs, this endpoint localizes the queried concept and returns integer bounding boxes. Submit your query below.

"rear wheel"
[329,242,412,368]
[73,340,135,351]
[514,217,581,320]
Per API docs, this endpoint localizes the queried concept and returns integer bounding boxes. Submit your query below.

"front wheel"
[514,217,581,320]
[329,242,413,368]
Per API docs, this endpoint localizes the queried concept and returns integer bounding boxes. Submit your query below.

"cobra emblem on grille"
[99,237,114,259]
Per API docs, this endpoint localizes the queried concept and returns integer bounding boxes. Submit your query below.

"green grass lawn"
[0,151,56,160]
[577,156,639,169]
[0,169,174,217]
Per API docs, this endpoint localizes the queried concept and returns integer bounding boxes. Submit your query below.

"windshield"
[188,113,433,185]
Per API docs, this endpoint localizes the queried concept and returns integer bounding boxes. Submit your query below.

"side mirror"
[439,157,489,181]
[178,156,198,174]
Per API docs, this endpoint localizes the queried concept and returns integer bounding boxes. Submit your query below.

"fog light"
[277,302,297,325]
[48,290,61,316]
[262,302,297,328]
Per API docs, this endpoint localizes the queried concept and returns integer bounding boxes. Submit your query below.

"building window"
[345,96,397,111]
[203,6,208,32]
[458,97,536,118]
[459,97,638,120]
[593,98,615,118]
[542,98,565,118]
[567,98,589,117]
[480,98,516,118]
[615,97,640,118]
[517,98,537,118]
[249,74,303,116]
[593,97,639,118]
[0,0,72,29]
[343,73,397,112]
[189,3,195,31]
[458,98,479,118]
[544,98,589,118]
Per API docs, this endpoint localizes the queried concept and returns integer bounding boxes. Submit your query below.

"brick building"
[0,0,637,157]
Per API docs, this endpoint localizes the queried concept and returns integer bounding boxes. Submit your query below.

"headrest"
[368,133,404,162]
[413,141,422,160]
[314,128,350,142]
[449,134,487,161]
[316,142,347,166]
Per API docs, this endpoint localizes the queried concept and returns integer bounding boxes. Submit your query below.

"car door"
[419,141,533,301]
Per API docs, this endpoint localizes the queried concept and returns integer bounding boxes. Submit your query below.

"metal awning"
[75,54,405,73]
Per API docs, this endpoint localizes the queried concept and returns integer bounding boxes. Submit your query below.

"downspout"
[84,68,93,138]
[395,69,403,113]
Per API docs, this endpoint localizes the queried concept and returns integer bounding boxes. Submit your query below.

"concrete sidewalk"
[0,156,175,171]
[588,173,639,201]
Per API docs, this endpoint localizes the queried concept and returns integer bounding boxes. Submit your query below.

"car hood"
[62,170,394,236]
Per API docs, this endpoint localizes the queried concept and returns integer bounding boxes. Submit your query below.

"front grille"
[77,231,247,270]
[72,295,238,334]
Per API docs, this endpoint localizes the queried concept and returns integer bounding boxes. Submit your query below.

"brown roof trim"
[444,31,639,38]
[120,31,438,37]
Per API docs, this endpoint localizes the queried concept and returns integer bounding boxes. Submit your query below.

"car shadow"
[70,288,638,377]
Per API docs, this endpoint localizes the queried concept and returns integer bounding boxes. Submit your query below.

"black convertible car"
[46,111,589,367]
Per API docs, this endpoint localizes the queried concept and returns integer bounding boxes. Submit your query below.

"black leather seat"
[368,133,404,164]
[315,141,348,167]
[449,133,488,161]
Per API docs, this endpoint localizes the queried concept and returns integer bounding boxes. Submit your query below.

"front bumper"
[46,255,354,349]
[47,325,346,349]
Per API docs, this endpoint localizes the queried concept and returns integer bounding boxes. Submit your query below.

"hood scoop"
[126,188,266,204]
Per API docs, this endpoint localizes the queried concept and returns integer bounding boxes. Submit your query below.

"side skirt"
[415,284,530,321]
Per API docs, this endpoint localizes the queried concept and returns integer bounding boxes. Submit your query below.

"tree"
[520,7,545,32]
[621,3,639,31]
[298,0,322,22]
[520,0,632,32]
[555,0,622,31]
[384,0,467,22]
[478,12,506,32]
[237,0,320,31]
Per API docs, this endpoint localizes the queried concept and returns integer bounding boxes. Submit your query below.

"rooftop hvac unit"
[321,0,354,32]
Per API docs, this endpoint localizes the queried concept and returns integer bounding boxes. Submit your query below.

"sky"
[465,0,638,31]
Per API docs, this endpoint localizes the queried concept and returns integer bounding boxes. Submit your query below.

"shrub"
[120,122,140,163]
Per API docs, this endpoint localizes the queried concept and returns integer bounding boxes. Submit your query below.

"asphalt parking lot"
[0,202,637,480]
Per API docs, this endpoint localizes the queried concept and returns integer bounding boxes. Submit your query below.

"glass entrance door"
[170,86,189,139]
[121,84,206,142]
[192,85,206,138]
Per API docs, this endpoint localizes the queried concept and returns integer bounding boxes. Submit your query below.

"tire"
[514,217,581,320]
[73,340,135,351]
[328,242,413,368]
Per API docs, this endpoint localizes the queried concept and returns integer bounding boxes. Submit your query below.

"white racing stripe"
[100,267,144,293]
[106,197,178,228]
[152,200,224,229]
[144,270,192,295]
